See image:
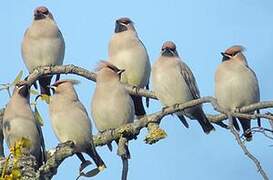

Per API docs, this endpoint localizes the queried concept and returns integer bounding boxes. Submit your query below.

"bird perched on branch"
[152,41,215,134]
[108,17,151,117]
[3,83,45,166]
[215,45,260,141]
[48,80,105,174]
[21,6,65,95]
[91,61,135,180]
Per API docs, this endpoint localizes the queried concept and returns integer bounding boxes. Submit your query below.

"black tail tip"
[177,114,189,128]
[198,118,215,134]
[131,95,146,116]
[203,124,215,134]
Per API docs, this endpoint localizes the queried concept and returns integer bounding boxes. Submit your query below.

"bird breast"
[92,84,134,132]
[215,62,260,111]
[49,97,92,147]
[152,60,193,106]
[109,32,150,87]
[3,116,41,157]
[22,21,65,72]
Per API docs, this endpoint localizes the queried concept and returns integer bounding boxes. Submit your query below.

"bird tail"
[37,123,46,167]
[238,118,252,141]
[214,121,229,129]
[116,139,130,180]
[257,109,261,127]
[37,149,46,168]
[232,117,240,131]
[131,95,146,116]
[0,130,4,158]
[86,143,106,168]
[193,108,215,134]
[38,76,52,96]
[55,74,61,82]
[121,157,129,180]
[145,83,150,108]
[176,113,189,128]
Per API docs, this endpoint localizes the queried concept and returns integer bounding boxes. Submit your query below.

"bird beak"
[162,48,176,57]
[221,52,231,61]
[34,12,45,20]
[221,52,226,57]
[221,52,232,58]
[115,22,128,33]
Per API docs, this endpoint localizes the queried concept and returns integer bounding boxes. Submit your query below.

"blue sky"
[1,1,273,179]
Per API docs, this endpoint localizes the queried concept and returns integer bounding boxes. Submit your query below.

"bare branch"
[0,141,75,180]
[37,141,75,179]
[247,127,273,140]
[23,65,273,122]
[0,65,272,179]
[0,153,38,179]
[227,114,269,180]
[24,65,157,99]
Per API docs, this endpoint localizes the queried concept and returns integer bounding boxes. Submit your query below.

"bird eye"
[119,19,131,25]
[42,10,49,15]
[106,64,120,73]
[233,51,239,56]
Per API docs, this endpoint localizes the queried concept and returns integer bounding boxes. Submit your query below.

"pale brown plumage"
[152,41,215,133]
[21,6,65,95]
[48,80,105,171]
[215,45,260,141]
[3,83,45,166]
[91,61,134,180]
[108,17,151,117]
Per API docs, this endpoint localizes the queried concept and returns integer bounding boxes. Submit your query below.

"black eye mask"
[17,85,29,98]
[115,22,128,33]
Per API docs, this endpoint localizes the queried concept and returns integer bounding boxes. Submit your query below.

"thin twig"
[248,127,273,140]
[227,114,269,180]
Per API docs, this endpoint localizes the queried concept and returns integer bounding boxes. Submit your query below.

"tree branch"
[0,65,272,179]
[37,141,75,179]
[24,65,157,99]
[227,114,269,180]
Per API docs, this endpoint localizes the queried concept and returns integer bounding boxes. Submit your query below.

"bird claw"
[234,107,241,113]
[132,85,140,93]
[76,167,101,180]
[79,160,92,172]
[173,103,182,109]
[162,106,169,112]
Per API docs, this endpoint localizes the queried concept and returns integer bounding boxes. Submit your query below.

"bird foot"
[234,107,241,113]
[132,85,140,93]
[76,167,101,180]
[162,106,169,112]
[79,160,92,172]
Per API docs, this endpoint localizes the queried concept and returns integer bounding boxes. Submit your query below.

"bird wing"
[76,101,90,118]
[36,123,46,163]
[179,61,200,99]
